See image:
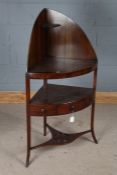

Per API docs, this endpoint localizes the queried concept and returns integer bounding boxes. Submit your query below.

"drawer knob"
[71,105,75,111]
[41,108,46,113]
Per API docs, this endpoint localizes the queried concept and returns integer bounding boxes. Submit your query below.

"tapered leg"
[25,75,31,167]
[44,116,47,136]
[43,79,48,136]
[26,116,31,167]
[91,102,98,144]
[90,68,98,144]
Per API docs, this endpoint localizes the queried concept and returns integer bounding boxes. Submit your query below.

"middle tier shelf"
[29,84,94,116]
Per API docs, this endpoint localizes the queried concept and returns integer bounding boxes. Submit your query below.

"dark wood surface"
[31,84,93,104]
[31,124,91,149]
[25,8,98,167]
[27,57,97,79]
[27,8,97,79]
[29,84,94,116]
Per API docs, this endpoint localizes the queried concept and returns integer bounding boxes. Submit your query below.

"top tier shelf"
[27,9,97,80]
[27,57,97,79]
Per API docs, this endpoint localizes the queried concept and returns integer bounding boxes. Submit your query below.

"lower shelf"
[29,84,94,116]
[31,124,91,150]
[26,122,98,167]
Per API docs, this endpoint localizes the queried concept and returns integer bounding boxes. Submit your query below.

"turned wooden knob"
[41,108,46,113]
[71,105,75,111]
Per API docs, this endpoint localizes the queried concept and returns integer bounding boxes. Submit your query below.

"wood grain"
[0,92,26,104]
[0,91,117,104]
[27,8,97,79]
[96,92,117,104]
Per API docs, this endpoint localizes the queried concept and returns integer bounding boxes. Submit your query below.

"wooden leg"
[91,102,98,144]
[26,116,31,167]
[44,116,47,136]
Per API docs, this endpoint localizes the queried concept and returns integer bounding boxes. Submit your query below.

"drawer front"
[29,96,93,116]
[56,96,93,115]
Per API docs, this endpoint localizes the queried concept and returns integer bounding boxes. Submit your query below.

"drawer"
[28,95,93,116]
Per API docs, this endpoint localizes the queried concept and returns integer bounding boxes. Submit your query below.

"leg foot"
[91,103,98,144]
[91,129,98,144]
[25,151,30,167]
[26,116,31,167]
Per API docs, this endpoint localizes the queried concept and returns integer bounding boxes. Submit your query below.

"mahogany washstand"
[25,8,98,167]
